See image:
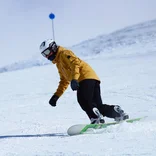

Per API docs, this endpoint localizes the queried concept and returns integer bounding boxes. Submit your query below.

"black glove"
[70,79,79,91]
[49,95,59,107]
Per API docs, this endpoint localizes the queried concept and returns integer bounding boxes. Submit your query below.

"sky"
[0,0,156,66]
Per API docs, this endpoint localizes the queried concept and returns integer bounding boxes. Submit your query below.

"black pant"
[77,79,115,119]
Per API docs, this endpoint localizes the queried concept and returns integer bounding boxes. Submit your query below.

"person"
[39,39,129,124]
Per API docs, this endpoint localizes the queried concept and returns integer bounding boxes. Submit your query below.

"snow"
[0,19,156,155]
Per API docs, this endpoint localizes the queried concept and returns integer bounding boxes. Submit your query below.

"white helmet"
[40,39,58,60]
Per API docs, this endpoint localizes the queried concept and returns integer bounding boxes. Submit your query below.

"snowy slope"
[71,19,156,57]
[0,19,156,155]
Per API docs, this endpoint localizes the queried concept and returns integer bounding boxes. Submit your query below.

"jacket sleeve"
[54,65,70,97]
[62,50,81,80]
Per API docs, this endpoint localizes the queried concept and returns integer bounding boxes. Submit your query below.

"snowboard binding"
[113,105,129,122]
[90,108,105,124]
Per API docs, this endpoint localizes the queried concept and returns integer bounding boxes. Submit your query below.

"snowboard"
[67,117,146,136]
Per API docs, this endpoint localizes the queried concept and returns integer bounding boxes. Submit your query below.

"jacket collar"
[52,46,61,64]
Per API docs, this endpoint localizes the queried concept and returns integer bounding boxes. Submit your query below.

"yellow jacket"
[52,46,100,97]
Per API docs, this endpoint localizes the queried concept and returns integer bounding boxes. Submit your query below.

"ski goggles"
[41,48,54,58]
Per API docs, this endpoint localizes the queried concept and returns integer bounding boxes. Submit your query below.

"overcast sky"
[0,0,156,66]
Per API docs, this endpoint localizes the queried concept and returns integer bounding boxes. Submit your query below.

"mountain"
[0,19,156,73]
[71,19,156,57]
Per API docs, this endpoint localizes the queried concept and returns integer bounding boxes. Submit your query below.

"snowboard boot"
[90,108,105,124]
[113,105,129,122]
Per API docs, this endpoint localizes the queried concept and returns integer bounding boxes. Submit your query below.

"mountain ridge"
[0,19,156,73]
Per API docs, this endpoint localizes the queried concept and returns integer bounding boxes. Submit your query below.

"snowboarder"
[40,39,129,124]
